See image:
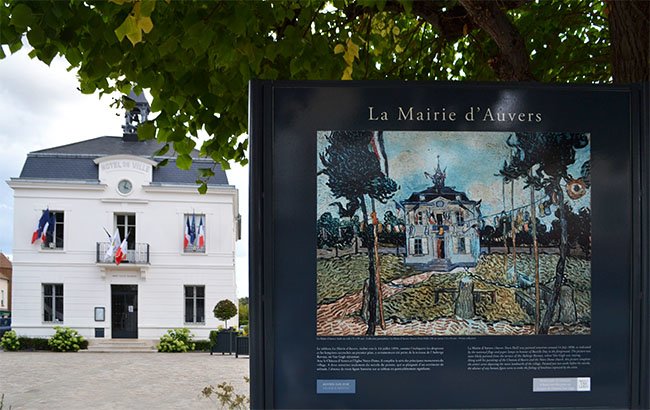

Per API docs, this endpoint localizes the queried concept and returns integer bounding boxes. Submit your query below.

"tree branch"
[459,0,535,81]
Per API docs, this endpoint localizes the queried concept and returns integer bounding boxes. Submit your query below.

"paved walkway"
[0,352,249,409]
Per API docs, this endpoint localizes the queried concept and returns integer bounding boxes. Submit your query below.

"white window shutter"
[422,238,429,255]
[409,238,416,255]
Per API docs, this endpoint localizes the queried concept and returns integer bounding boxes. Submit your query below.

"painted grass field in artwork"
[316,252,591,336]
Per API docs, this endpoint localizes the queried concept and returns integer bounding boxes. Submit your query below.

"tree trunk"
[511,181,517,280]
[609,1,650,83]
[459,0,535,81]
[557,285,577,324]
[455,276,475,319]
[371,200,386,330]
[359,197,377,335]
[530,170,540,335]
[540,183,568,334]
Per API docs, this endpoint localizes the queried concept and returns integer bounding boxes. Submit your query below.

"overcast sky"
[0,47,250,297]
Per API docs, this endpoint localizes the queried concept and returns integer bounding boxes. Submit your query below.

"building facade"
[403,160,480,271]
[0,253,11,317]
[7,95,239,340]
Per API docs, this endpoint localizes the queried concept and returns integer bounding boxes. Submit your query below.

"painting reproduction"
[316,131,591,337]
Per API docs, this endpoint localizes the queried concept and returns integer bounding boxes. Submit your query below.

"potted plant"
[212,299,238,354]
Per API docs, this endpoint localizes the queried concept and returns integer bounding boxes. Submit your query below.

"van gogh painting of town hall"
[316,131,591,336]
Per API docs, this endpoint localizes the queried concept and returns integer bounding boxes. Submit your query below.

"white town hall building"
[7,93,239,340]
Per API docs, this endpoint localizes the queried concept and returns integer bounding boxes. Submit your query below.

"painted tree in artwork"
[319,131,398,335]
[499,132,589,334]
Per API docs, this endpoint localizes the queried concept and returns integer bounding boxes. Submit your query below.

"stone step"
[85,339,158,353]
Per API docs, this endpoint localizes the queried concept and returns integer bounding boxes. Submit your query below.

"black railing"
[96,242,150,264]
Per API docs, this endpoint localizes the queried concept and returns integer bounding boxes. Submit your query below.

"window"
[1,289,4,308]
[414,238,423,255]
[116,214,136,250]
[184,214,206,253]
[43,284,63,322]
[42,211,64,249]
[184,285,205,323]
[416,212,423,225]
[457,238,466,254]
[455,211,465,225]
[436,213,443,225]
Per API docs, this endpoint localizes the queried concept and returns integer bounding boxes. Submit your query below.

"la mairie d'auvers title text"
[368,106,543,123]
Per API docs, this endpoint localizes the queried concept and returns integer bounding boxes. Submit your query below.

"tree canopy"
[1,0,647,187]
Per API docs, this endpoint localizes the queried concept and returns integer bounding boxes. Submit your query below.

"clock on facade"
[117,179,133,194]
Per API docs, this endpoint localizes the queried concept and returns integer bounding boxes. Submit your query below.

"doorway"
[111,285,138,338]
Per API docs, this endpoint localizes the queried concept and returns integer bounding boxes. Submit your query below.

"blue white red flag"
[104,228,120,262]
[198,217,205,248]
[115,232,129,265]
[31,209,50,244]
[189,214,196,245]
[184,217,191,248]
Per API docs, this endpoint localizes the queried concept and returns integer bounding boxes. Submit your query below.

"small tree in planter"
[213,299,237,330]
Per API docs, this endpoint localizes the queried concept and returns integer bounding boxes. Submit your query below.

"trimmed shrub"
[157,328,195,352]
[48,326,86,352]
[1,330,20,351]
[17,337,50,351]
[193,340,212,352]
[213,299,237,328]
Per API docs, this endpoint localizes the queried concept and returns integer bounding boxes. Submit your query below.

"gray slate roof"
[18,136,229,185]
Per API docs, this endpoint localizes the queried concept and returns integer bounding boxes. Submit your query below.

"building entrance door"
[111,285,138,338]
[437,239,445,259]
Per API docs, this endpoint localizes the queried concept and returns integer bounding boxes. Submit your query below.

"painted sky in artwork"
[316,131,591,228]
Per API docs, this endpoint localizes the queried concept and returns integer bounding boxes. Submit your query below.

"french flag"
[31,209,50,244]
[104,228,120,262]
[198,217,205,248]
[115,232,129,265]
[44,212,55,242]
[189,214,197,246]
[184,217,191,248]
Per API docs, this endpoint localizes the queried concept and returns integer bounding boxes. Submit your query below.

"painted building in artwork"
[402,158,481,271]
[0,253,11,317]
[7,93,239,340]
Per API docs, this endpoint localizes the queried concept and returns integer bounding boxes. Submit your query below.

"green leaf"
[176,153,193,170]
[198,167,215,178]
[137,122,156,140]
[115,15,137,43]
[157,158,169,167]
[138,17,153,34]
[26,26,46,47]
[9,41,22,54]
[10,4,34,27]
[198,183,207,195]
[140,0,156,17]
[159,37,177,56]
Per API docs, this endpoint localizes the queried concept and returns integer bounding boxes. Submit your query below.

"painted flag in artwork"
[184,217,191,248]
[198,217,205,248]
[31,209,50,244]
[104,228,120,262]
[115,232,129,265]
[189,214,197,246]
[369,131,389,177]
